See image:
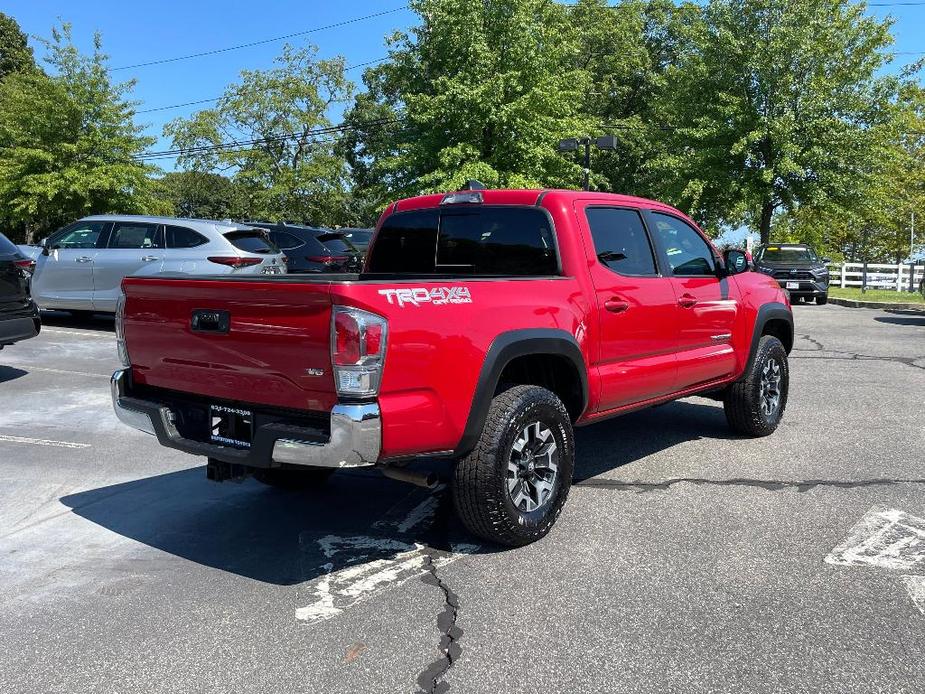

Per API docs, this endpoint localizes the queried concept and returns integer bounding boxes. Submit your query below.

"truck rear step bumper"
[111,369,380,468]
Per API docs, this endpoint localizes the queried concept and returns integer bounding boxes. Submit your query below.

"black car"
[754,243,831,305]
[247,223,362,274]
[340,228,374,256]
[0,232,41,349]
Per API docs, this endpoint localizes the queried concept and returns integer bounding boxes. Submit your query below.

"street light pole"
[557,135,617,192]
[582,138,591,192]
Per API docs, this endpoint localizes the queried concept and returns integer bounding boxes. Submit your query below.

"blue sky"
[5,0,925,202]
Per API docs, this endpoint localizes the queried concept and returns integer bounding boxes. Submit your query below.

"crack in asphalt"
[415,552,463,694]
[574,477,925,493]
[792,334,925,371]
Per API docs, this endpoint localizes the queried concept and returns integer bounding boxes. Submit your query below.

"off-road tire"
[815,294,828,305]
[452,385,574,547]
[253,467,334,489]
[723,335,789,437]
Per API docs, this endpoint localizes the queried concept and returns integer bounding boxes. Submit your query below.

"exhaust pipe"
[380,466,439,489]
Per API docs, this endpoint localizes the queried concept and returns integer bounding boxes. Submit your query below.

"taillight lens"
[207,256,262,268]
[331,306,388,398]
[14,259,35,276]
[308,255,348,265]
[115,291,130,367]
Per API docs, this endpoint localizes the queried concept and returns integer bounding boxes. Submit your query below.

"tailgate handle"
[191,309,230,334]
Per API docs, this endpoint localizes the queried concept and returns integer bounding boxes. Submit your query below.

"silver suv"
[22,215,286,314]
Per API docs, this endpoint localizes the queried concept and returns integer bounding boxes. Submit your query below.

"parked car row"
[11,216,376,317]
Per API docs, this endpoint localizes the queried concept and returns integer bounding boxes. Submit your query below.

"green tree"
[342,0,595,209]
[0,12,35,79]
[0,24,162,242]
[164,44,353,226]
[653,0,897,243]
[155,171,249,220]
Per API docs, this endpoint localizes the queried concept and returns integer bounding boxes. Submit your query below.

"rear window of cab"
[368,207,558,276]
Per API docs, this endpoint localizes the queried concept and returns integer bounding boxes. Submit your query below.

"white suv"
[22,215,286,314]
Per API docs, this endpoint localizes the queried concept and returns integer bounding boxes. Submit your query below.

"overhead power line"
[112,7,407,71]
[135,57,389,114]
[135,116,404,161]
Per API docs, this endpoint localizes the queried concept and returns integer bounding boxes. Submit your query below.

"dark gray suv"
[754,243,831,305]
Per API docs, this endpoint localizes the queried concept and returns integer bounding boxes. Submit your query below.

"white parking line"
[902,575,925,615]
[41,328,111,339]
[22,366,110,379]
[0,434,91,449]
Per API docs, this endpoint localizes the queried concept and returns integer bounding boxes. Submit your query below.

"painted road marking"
[42,328,111,339]
[826,506,925,616]
[825,507,925,571]
[18,366,110,379]
[295,485,479,625]
[902,576,925,615]
[0,434,90,449]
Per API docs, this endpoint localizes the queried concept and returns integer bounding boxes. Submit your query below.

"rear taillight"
[331,306,387,398]
[308,255,349,265]
[14,259,35,276]
[207,256,262,268]
[115,292,130,367]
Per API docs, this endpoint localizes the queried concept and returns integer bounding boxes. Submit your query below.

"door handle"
[604,298,630,313]
[141,255,159,262]
[678,294,698,308]
[75,256,93,263]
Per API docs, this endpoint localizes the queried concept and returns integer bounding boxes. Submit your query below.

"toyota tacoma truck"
[112,188,793,546]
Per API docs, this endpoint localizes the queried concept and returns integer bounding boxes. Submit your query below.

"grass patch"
[828,287,924,304]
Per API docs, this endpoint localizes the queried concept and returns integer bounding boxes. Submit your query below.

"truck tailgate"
[122,277,337,412]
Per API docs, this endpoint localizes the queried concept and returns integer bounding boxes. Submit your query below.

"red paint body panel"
[121,188,791,462]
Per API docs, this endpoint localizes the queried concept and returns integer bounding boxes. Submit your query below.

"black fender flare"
[743,302,793,377]
[454,328,588,458]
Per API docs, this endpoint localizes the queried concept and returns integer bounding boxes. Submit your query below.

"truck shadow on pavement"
[59,399,730,586]
[0,365,28,384]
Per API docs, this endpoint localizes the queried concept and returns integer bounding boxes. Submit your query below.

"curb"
[828,296,925,311]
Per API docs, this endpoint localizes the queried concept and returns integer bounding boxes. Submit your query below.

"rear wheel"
[453,385,574,547]
[723,335,789,437]
[253,467,334,489]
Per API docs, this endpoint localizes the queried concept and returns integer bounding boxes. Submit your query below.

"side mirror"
[821,257,831,264]
[723,249,750,276]
[40,237,51,256]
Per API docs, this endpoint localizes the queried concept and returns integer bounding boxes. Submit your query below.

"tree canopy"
[0,24,162,241]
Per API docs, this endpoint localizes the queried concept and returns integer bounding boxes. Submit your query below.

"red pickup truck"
[112,188,793,546]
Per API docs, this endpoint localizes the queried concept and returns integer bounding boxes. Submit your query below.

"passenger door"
[645,211,739,389]
[162,224,210,275]
[30,221,109,310]
[575,203,679,411]
[92,221,163,311]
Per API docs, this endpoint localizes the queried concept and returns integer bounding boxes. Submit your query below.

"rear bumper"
[0,313,40,345]
[110,369,380,468]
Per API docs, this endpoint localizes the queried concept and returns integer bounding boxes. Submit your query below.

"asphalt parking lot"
[1,305,923,694]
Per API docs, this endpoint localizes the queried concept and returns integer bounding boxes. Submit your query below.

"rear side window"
[225,230,277,254]
[368,207,558,276]
[586,207,656,276]
[108,222,160,249]
[650,213,716,276]
[0,233,18,255]
[317,232,356,254]
[268,231,304,251]
[166,225,208,249]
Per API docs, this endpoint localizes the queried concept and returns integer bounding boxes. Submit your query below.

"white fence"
[829,262,925,291]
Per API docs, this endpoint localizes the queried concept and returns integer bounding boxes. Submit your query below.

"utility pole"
[558,136,618,192]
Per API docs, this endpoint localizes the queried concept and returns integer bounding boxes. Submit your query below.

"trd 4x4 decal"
[378,287,472,308]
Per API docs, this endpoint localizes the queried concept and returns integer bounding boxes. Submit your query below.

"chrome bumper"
[111,369,380,468]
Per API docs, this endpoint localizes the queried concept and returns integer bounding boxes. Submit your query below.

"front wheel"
[815,294,828,305]
[452,385,574,547]
[723,335,789,437]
